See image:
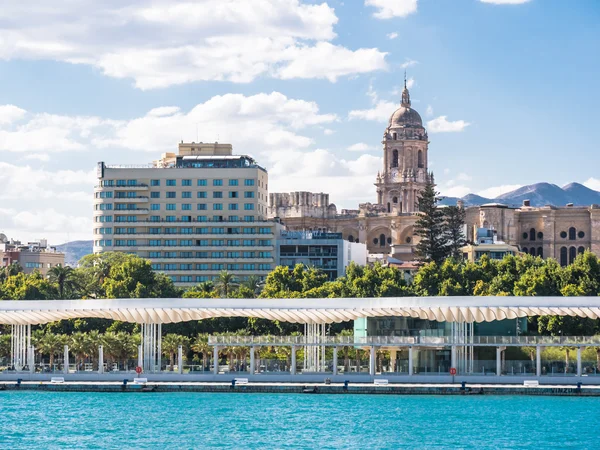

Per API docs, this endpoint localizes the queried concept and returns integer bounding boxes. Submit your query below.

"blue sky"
[0,0,599,243]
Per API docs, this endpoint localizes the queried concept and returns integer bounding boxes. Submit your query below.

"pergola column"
[408,346,414,376]
[450,345,457,372]
[577,347,582,377]
[369,346,376,376]
[213,346,219,375]
[137,344,143,370]
[536,346,541,377]
[496,347,504,377]
[250,346,255,375]
[11,324,31,371]
[333,346,338,375]
[98,345,104,374]
[178,345,183,374]
[28,346,34,374]
[141,323,162,373]
[291,345,297,375]
[63,345,69,374]
[389,348,397,373]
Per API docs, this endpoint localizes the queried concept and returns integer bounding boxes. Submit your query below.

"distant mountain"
[54,240,93,266]
[441,182,600,208]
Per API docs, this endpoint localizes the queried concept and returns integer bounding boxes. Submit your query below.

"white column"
[536,346,541,377]
[98,345,104,374]
[451,345,457,372]
[137,344,143,370]
[577,347,582,377]
[250,347,255,375]
[178,345,183,375]
[389,349,397,373]
[408,347,414,376]
[291,346,297,375]
[28,346,35,374]
[213,346,219,375]
[369,346,376,376]
[333,346,338,375]
[496,347,502,377]
[63,345,69,374]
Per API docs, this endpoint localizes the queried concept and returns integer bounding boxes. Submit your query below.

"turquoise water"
[0,392,597,449]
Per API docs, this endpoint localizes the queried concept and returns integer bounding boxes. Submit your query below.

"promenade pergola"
[1,296,600,378]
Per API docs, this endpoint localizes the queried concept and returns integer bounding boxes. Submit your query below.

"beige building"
[460,226,520,263]
[0,235,65,276]
[268,83,600,265]
[94,142,280,286]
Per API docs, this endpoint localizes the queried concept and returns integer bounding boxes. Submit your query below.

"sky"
[1,0,599,244]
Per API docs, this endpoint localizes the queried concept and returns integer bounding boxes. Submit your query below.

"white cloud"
[349,100,397,122]
[0,0,388,89]
[583,178,600,192]
[480,0,530,4]
[323,128,335,135]
[400,59,418,69]
[22,153,50,162]
[0,105,26,125]
[440,185,471,198]
[426,115,471,133]
[456,172,472,182]
[365,0,418,19]
[347,142,377,152]
[478,184,523,199]
[426,105,434,117]
[387,32,399,40]
[406,77,415,89]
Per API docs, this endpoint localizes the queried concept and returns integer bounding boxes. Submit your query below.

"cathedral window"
[568,227,576,241]
[380,234,386,247]
[578,246,585,255]
[560,231,567,239]
[537,232,543,240]
[418,150,423,168]
[569,246,577,264]
[393,132,397,140]
[529,228,536,241]
[392,150,398,168]
[522,232,528,240]
[522,247,528,254]
[537,247,543,257]
[387,237,392,244]
[387,203,391,213]
[578,231,585,239]
[373,238,378,244]
[393,196,398,203]
[560,247,568,266]
[348,235,354,243]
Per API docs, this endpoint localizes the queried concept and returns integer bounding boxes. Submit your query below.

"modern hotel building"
[94,142,281,286]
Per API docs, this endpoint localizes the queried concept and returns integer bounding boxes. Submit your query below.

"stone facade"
[268,82,600,263]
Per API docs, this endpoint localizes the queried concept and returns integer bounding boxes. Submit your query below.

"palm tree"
[197,281,214,294]
[103,331,137,371]
[191,333,212,371]
[215,271,238,297]
[48,264,78,299]
[37,332,66,371]
[69,332,91,370]
[337,329,354,373]
[162,334,189,371]
[241,275,264,298]
[0,262,22,282]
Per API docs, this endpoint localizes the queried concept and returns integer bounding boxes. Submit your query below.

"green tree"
[162,334,190,371]
[414,179,449,264]
[37,332,67,369]
[48,265,79,299]
[0,334,11,360]
[215,271,239,297]
[0,272,56,300]
[191,333,212,370]
[444,205,466,259]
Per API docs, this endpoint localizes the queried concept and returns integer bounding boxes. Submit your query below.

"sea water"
[0,392,596,449]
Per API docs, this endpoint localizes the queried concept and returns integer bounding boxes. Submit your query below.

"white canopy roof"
[1,297,600,325]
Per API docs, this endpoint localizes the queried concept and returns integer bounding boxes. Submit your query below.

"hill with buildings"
[440,182,600,208]
[54,240,93,266]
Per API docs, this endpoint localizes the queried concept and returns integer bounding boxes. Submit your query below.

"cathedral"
[268,82,600,264]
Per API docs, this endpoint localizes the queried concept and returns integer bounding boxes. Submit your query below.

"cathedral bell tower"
[375,76,431,214]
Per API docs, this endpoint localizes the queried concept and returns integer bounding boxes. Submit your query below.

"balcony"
[114,209,149,215]
[95,184,149,191]
[113,197,150,203]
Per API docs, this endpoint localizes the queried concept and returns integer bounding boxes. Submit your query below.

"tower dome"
[388,78,423,128]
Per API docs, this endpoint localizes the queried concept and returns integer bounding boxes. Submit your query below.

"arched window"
[392,149,398,168]
[392,196,398,203]
[373,238,378,244]
[560,247,568,266]
[529,228,536,241]
[569,227,576,241]
[393,132,397,140]
[348,235,354,243]
[379,234,386,247]
[387,202,391,213]
[418,150,423,168]
[537,247,543,258]
[578,246,585,255]
[522,247,528,254]
[569,246,577,264]
[387,237,392,244]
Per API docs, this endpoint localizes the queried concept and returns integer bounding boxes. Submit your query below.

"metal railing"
[208,335,600,347]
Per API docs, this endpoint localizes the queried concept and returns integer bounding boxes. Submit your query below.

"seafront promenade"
[1,380,598,396]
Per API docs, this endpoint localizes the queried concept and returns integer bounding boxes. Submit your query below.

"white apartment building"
[93,142,280,286]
